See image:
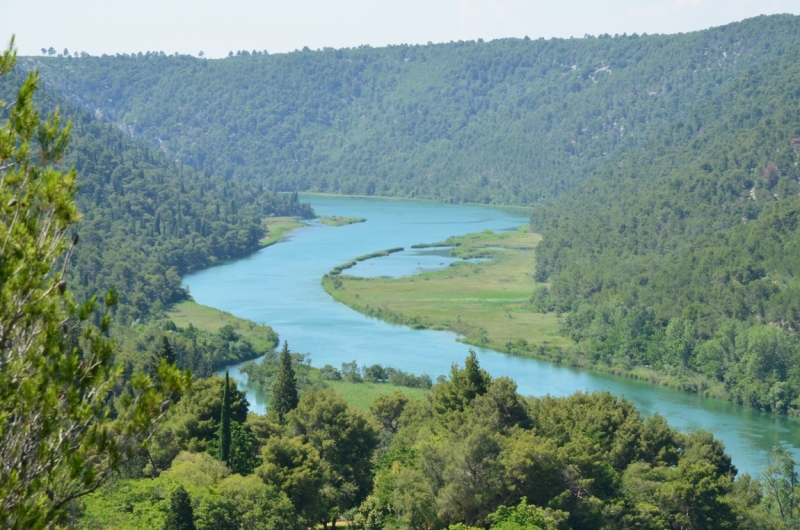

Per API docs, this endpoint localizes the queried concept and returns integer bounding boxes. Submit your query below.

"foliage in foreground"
[74,353,800,530]
[0,40,189,529]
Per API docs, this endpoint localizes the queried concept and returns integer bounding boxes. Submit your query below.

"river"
[184,195,800,476]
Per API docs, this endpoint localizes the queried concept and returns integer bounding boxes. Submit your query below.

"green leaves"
[271,341,299,423]
[0,39,190,529]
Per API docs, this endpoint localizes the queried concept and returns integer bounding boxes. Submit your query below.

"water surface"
[187,195,800,476]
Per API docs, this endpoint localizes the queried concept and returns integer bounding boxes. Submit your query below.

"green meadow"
[323,228,568,355]
[322,380,429,411]
[166,301,279,353]
[259,216,306,247]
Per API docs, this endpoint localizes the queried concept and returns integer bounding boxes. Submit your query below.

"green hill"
[1,73,315,323]
[15,14,800,413]
[24,14,800,205]
[530,42,800,413]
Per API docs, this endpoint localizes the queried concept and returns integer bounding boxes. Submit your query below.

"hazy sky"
[2,0,799,58]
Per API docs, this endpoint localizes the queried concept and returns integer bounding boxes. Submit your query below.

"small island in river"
[319,215,367,227]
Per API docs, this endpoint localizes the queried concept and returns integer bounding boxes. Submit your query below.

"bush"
[320,364,342,380]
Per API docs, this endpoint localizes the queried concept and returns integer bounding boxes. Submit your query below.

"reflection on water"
[195,195,800,477]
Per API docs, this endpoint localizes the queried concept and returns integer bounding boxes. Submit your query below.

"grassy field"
[323,380,429,410]
[323,228,568,355]
[166,300,279,352]
[319,215,367,227]
[260,216,306,247]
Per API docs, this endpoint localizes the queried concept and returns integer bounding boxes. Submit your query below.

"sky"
[1,0,799,58]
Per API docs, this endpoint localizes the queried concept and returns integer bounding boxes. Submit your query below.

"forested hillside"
[25,15,800,204]
[530,41,800,413]
[24,14,800,414]
[0,75,315,322]
[0,70,313,387]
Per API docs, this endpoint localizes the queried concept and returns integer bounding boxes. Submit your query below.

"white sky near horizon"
[1,0,799,58]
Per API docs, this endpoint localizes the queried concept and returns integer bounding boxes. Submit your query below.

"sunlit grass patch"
[323,228,568,355]
[325,380,429,410]
[166,300,278,352]
[260,216,306,246]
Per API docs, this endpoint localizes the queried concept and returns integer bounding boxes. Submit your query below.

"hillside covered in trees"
[2,72,315,323]
[528,33,800,413]
[25,15,800,205]
[20,14,800,414]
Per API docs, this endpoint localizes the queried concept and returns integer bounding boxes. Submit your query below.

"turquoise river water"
[185,195,800,476]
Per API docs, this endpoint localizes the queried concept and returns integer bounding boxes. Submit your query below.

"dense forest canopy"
[2,72,315,323]
[24,15,800,204]
[528,37,800,414]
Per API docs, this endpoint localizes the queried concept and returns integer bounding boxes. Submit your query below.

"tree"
[160,335,176,365]
[228,421,259,475]
[432,350,492,413]
[271,341,298,422]
[0,38,189,529]
[215,474,300,530]
[149,335,176,377]
[762,445,800,523]
[257,436,325,526]
[218,370,232,463]
[164,485,196,530]
[370,391,408,434]
[194,496,238,530]
[287,388,379,526]
[149,375,249,469]
[487,497,565,530]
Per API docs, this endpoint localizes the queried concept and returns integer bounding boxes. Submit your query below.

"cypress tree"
[272,341,298,423]
[163,485,195,530]
[218,371,232,463]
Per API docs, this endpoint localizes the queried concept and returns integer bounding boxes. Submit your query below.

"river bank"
[181,194,800,476]
[259,216,307,247]
[321,227,737,407]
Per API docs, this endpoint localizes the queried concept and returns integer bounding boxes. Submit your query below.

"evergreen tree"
[463,349,490,399]
[163,485,195,530]
[217,371,232,463]
[272,341,299,422]
[0,40,190,528]
[148,336,176,378]
[160,335,176,365]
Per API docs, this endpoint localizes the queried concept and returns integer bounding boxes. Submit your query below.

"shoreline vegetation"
[165,300,431,409]
[259,216,307,247]
[166,301,279,355]
[318,215,367,227]
[327,247,405,276]
[321,228,752,410]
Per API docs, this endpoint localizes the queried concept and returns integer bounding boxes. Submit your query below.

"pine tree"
[272,341,299,423]
[463,349,490,399]
[160,336,176,365]
[163,485,195,530]
[218,371,232,463]
[0,40,190,527]
[148,336,176,378]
